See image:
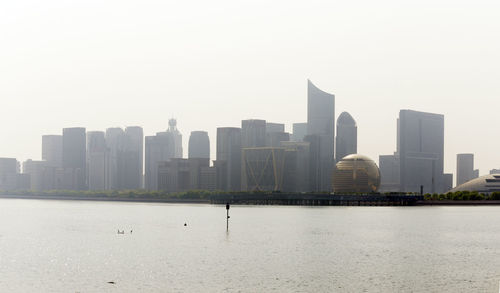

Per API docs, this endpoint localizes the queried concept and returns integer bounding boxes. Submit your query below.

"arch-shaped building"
[449,174,500,193]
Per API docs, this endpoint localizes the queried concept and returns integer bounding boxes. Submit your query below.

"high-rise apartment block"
[265,123,285,133]
[42,135,62,167]
[378,154,400,192]
[456,153,475,187]
[304,134,333,192]
[281,141,310,192]
[87,131,107,190]
[121,126,144,189]
[62,127,86,190]
[241,119,266,148]
[291,123,307,142]
[0,158,28,190]
[145,134,173,190]
[215,127,241,191]
[105,127,125,190]
[266,132,290,148]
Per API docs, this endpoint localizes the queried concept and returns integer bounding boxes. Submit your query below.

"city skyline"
[1,87,498,183]
[1,1,500,178]
[2,94,495,193]
[2,2,500,292]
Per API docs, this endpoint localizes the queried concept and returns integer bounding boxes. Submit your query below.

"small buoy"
[184,223,187,226]
[130,230,133,234]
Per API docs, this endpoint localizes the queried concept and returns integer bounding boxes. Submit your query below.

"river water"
[1,198,500,292]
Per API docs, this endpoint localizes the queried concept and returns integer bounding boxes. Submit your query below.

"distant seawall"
[3,193,499,206]
[210,193,422,206]
[0,194,210,204]
[0,193,420,206]
[417,200,500,205]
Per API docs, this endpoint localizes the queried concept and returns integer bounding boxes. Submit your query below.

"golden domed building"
[332,154,381,193]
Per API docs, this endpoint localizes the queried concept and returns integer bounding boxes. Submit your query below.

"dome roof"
[337,112,356,126]
[339,154,372,162]
[333,154,381,193]
[450,174,500,193]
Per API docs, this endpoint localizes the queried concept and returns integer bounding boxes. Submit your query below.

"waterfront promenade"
[4,192,500,206]
[0,192,422,206]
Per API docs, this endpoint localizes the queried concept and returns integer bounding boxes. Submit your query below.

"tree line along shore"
[1,190,500,202]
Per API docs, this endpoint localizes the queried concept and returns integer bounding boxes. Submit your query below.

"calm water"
[1,199,500,292]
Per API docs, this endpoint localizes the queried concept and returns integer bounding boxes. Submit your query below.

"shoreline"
[417,200,500,205]
[0,194,211,204]
[3,194,500,206]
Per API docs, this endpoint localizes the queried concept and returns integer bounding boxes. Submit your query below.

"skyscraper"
[265,123,285,133]
[307,80,335,191]
[265,132,290,147]
[378,154,400,192]
[307,80,335,139]
[0,158,19,191]
[105,127,125,190]
[398,110,444,193]
[281,141,310,192]
[304,134,333,191]
[168,119,183,158]
[335,112,357,162]
[456,153,475,186]
[120,126,143,189]
[188,131,210,159]
[42,135,62,167]
[87,131,107,190]
[0,158,29,190]
[144,121,181,190]
[215,127,241,191]
[291,123,307,142]
[23,159,49,191]
[241,119,266,148]
[145,134,171,190]
[62,127,86,190]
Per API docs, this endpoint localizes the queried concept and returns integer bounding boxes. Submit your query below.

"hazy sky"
[1,0,499,179]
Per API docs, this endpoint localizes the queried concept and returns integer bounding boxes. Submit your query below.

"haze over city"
[1,0,500,178]
[4,1,500,292]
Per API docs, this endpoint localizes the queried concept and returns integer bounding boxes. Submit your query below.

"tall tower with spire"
[167,118,183,158]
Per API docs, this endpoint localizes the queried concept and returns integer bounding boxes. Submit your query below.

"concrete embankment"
[417,200,500,205]
[7,194,499,206]
[0,194,210,204]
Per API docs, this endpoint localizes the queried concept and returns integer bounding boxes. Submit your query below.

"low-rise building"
[157,158,211,192]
